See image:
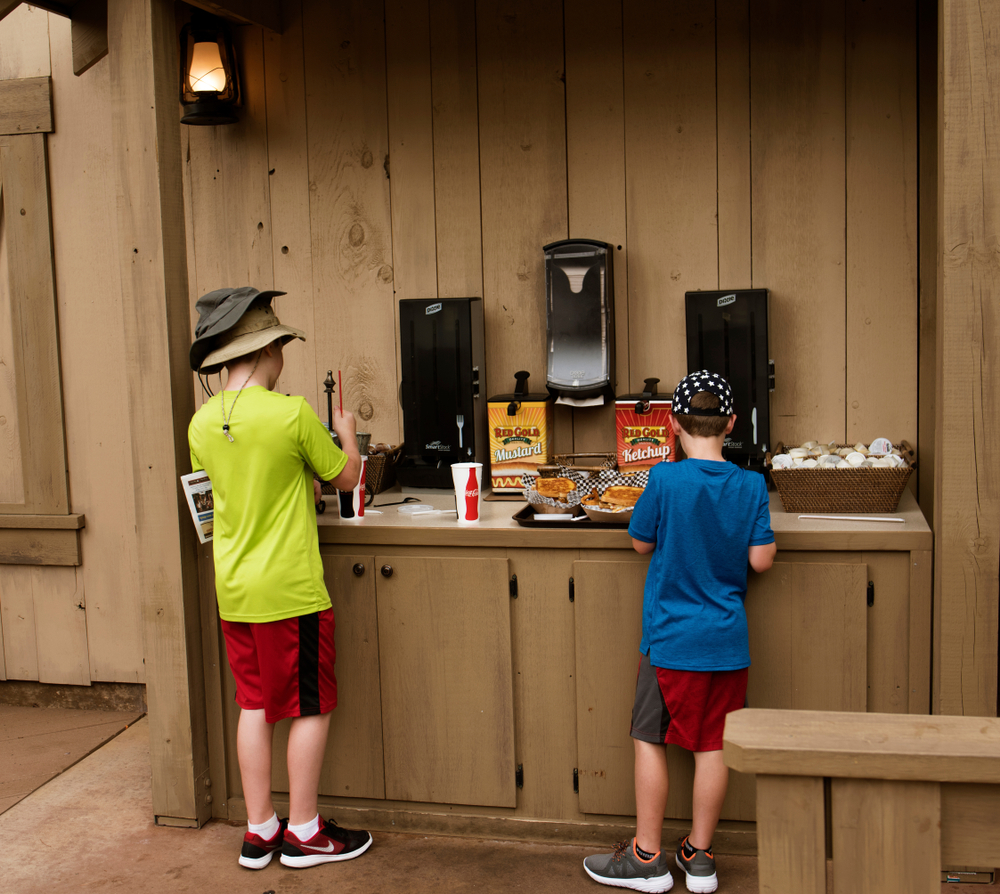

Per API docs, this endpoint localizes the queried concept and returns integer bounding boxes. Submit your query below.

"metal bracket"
[510,575,518,598]
[569,577,575,602]
[573,768,579,793]
[867,580,875,607]
[516,764,524,789]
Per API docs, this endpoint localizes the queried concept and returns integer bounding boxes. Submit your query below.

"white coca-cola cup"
[451,461,482,525]
[338,455,367,521]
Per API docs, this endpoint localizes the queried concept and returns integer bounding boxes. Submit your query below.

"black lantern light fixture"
[179,11,240,126]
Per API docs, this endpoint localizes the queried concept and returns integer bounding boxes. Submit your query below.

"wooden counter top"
[318,485,931,551]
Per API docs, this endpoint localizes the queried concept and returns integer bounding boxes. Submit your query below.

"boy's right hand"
[331,407,359,454]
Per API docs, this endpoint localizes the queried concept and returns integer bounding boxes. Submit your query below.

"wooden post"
[107,0,211,825]
[935,0,1000,716]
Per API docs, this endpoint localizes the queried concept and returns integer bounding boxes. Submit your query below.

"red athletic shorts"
[630,652,747,752]
[220,608,337,723]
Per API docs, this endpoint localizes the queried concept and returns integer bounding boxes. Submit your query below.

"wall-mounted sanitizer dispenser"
[685,289,774,473]
[396,297,486,489]
[544,240,615,405]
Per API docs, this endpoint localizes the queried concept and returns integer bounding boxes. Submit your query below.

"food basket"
[320,443,403,505]
[766,441,915,513]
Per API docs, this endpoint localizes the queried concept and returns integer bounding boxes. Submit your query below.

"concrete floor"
[0,714,992,894]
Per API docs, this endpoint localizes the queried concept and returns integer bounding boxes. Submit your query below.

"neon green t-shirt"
[188,387,348,623]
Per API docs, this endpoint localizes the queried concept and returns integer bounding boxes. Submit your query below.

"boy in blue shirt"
[584,371,776,894]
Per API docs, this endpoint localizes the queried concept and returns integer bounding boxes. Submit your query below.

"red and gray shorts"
[630,651,748,752]
[221,608,337,723]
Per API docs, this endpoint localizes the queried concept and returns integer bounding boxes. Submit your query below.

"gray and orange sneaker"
[280,816,373,868]
[674,836,718,893]
[238,818,286,869]
[583,838,674,892]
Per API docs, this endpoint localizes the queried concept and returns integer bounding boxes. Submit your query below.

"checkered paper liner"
[522,466,650,508]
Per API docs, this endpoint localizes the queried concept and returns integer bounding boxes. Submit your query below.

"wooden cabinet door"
[574,559,868,820]
[376,555,516,807]
[271,554,386,800]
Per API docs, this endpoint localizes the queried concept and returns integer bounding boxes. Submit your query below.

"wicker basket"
[320,444,403,502]
[766,441,916,513]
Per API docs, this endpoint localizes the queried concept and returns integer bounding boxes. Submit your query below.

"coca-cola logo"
[466,488,479,498]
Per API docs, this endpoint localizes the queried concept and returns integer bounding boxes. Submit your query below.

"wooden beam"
[0,78,52,134]
[71,0,108,75]
[107,0,210,826]
[185,0,280,32]
[0,528,81,564]
[0,514,85,529]
[935,0,1000,716]
[0,1,73,22]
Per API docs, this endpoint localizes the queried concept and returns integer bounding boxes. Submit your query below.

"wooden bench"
[723,708,1000,893]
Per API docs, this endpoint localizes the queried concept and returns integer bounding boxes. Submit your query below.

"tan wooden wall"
[184,0,921,465]
[0,6,143,685]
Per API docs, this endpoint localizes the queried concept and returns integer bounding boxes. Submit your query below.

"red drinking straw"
[338,370,343,414]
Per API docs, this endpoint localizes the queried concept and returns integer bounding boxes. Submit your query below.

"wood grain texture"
[377,554,515,807]
[864,552,911,713]
[846,0,918,446]
[0,4,51,79]
[303,0,398,444]
[0,77,52,134]
[716,0,751,290]
[30,565,89,684]
[935,0,1000,717]
[46,14,143,683]
[724,708,1000,782]
[0,527,80,564]
[623,0,718,392]
[108,0,209,823]
[831,778,939,894]
[70,0,108,76]
[754,775,826,894]
[908,549,932,713]
[750,1,845,446]
[0,194,26,505]
[565,0,626,452]
[940,782,1000,866]
[429,0,482,306]
[508,548,581,820]
[0,133,69,516]
[477,0,567,399]
[572,559,645,816]
[263,0,318,410]
[0,564,37,679]
[184,0,281,32]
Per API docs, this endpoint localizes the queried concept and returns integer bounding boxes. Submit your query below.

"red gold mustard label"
[488,400,551,492]
[616,400,675,471]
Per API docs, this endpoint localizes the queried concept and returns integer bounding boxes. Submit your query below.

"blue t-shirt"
[628,459,774,671]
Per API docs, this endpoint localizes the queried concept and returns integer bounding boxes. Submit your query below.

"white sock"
[248,812,280,840]
[288,814,321,841]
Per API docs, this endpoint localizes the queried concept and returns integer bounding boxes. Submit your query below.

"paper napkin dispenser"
[684,289,772,472]
[544,239,615,405]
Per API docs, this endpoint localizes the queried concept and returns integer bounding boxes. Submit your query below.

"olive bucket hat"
[189,287,306,374]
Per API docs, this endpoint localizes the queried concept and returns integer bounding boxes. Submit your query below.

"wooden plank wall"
[936,0,1000,716]
[185,0,921,463]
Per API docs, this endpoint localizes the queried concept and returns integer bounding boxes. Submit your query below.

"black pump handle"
[508,370,531,416]
[635,377,660,414]
[324,370,335,428]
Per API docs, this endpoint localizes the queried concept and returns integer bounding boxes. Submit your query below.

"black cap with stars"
[672,370,735,416]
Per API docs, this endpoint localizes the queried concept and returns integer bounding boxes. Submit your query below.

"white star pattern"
[672,370,733,415]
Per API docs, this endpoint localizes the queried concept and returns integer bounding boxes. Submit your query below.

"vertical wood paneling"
[385,0,437,440]
[864,553,912,713]
[185,28,273,305]
[751,1,846,446]
[716,0,752,289]
[264,0,319,411]
[755,775,827,894]
[0,4,50,80]
[303,0,398,444]
[477,0,567,400]
[0,134,69,515]
[935,0,1000,716]
[0,198,26,503]
[624,0,718,393]
[32,566,90,685]
[429,0,483,302]
[0,565,37,680]
[846,0,918,445]
[46,15,143,682]
[565,0,627,452]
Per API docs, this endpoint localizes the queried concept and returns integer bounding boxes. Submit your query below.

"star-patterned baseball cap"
[672,370,735,416]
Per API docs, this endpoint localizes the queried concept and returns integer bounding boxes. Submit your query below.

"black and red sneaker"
[238,818,287,869]
[280,817,373,868]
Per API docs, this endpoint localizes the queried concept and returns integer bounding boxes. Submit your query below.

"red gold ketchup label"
[488,400,552,492]
[616,399,675,471]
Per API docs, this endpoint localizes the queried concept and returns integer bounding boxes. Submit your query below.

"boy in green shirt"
[188,287,371,870]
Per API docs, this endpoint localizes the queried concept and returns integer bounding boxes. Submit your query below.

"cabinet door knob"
[380,564,393,578]
[353,563,365,577]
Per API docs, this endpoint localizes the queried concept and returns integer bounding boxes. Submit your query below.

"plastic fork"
[456,414,464,448]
